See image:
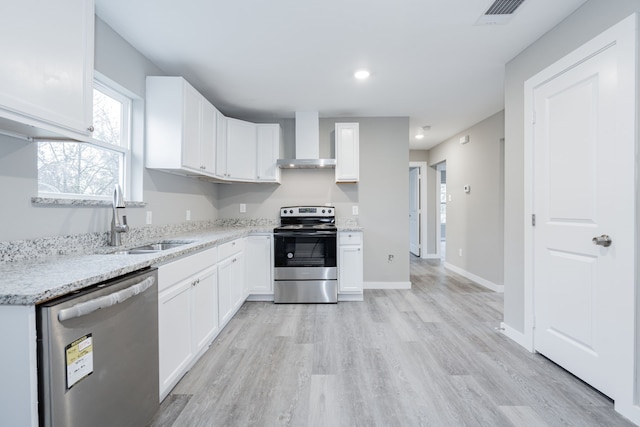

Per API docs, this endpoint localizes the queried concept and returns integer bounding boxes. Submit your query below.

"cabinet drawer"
[158,247,217,292]
[339,232,362,245]
[218,238,245,259]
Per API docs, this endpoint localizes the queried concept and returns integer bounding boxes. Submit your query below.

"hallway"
[151,258,633,426]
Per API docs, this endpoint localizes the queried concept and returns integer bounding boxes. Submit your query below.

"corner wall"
[217,117,411,286]
[427,111,504,288]
[0,18,219,242]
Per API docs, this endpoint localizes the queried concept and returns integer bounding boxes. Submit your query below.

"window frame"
[37,73,135,202]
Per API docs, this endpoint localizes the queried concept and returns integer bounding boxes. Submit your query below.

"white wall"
[427,111,504,287]
[503,0,640,332]
[218,117,411,286]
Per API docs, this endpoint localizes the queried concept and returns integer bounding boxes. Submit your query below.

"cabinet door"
[230,251,246,309]
[158,280,193,399]
[218,257,234,326]
[335,123,360,182]
[0,0,94,137]
[226,118,256,180]
[191,265,219,353]
[256,124,281,182]
[200,101,217,174]
[181,84,202,171]
[247,235,273,294]
[216,111,228,178]
[339,245,363,293]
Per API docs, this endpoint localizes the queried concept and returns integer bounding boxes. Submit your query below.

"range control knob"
[289,209,293,214]
[328,209,332,214]
[322,209,326,213]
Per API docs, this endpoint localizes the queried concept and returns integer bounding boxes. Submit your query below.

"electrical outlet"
[448,194,452,202]
[146,211,152,225]
[240,203,246,213]
[186,210,191,221]
[459,248,463,257]
[352,205,359,215]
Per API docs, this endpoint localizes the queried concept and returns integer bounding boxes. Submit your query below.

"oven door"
[273,231,337,280]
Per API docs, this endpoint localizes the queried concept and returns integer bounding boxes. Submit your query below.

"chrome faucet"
[110,184,129,246]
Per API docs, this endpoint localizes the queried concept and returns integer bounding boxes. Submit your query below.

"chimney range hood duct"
[277,111,336,169]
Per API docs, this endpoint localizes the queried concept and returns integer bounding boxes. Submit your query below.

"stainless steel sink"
[112,240,194,255]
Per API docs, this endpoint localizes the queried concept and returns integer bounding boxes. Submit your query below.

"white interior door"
[531,32,634,399]
[409,167,420,256]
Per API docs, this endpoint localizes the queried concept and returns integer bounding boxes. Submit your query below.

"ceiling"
[95,0,588,150]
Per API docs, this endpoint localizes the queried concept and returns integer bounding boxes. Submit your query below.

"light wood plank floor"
[150,257,635,427]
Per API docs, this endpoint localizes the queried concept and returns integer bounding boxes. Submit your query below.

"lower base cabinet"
[158,247,219,401]
[246,234,273,300]
[217,239,246,327]
[338,231,364,301]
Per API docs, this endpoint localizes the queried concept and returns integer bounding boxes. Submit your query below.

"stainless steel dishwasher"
[37,268,159,427]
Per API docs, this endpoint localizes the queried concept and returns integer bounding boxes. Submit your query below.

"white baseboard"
[421,253,440,259]
[364,281,412,290]
[500,322,533,351]
[338,293,364,302]
[246,294,274,302]
[443,262,504,293]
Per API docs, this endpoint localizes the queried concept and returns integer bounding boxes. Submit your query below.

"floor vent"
[476,0,526,25]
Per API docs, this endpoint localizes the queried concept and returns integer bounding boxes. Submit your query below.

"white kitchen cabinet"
[256,124,281,183]
[0,0,94,140]
[157,247,219,400]
[246,234,274,300]
[335,123,360,183]
[215,111,228,179]
[145,76,217,177]
[338,231,364,301]
[191,265,219,353]
[225,118,257,181]
[218,239,246,327]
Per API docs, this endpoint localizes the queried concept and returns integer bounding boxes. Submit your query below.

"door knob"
[592,234,612,247]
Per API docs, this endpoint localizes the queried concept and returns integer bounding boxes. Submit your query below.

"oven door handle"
[274,231,337,237]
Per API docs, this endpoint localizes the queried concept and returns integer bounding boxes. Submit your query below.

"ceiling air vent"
[476,0,526,25]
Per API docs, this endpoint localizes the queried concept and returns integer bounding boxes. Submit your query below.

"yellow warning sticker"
[65,334,93,389]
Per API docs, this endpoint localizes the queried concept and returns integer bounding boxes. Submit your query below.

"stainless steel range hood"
[277,112,336,169]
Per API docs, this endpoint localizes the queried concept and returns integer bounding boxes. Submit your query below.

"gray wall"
[428,111,504,287]
[218,117,411,285]
[503,0,640,331]
[0,17,218,242]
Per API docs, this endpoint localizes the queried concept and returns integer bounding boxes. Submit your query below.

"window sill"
[31,197,146,208]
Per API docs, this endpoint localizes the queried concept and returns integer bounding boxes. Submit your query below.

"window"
[37,77,132,200]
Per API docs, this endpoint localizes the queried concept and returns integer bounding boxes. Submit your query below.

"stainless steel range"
[273,206,338,303]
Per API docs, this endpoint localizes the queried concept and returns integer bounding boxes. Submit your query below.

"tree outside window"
[38,80,131,199]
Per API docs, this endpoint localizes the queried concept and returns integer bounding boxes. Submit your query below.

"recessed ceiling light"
[415,134,425,140]
[354,70,370,80]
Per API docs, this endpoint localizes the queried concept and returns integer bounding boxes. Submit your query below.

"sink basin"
[112,240,194,255]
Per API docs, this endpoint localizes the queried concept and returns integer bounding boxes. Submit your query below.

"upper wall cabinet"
[0,0,95,140]
[335,123,359,183]
[146,76,217,177]
[256,124,281,183]
[225,118,257,181]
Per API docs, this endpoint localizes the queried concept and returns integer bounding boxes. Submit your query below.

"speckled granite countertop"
[0,226,273,306]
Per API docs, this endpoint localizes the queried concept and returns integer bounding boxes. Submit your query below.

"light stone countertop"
[0,224,361,306]
[0,226,271,306]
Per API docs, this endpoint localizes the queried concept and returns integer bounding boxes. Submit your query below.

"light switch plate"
[352,205,359,215]
[240,203,246,213]
[186,210,191,221]
[146,211,152,225]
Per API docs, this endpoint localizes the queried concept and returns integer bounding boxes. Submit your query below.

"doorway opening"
[436,162,446,260]
[408,162,428,259]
